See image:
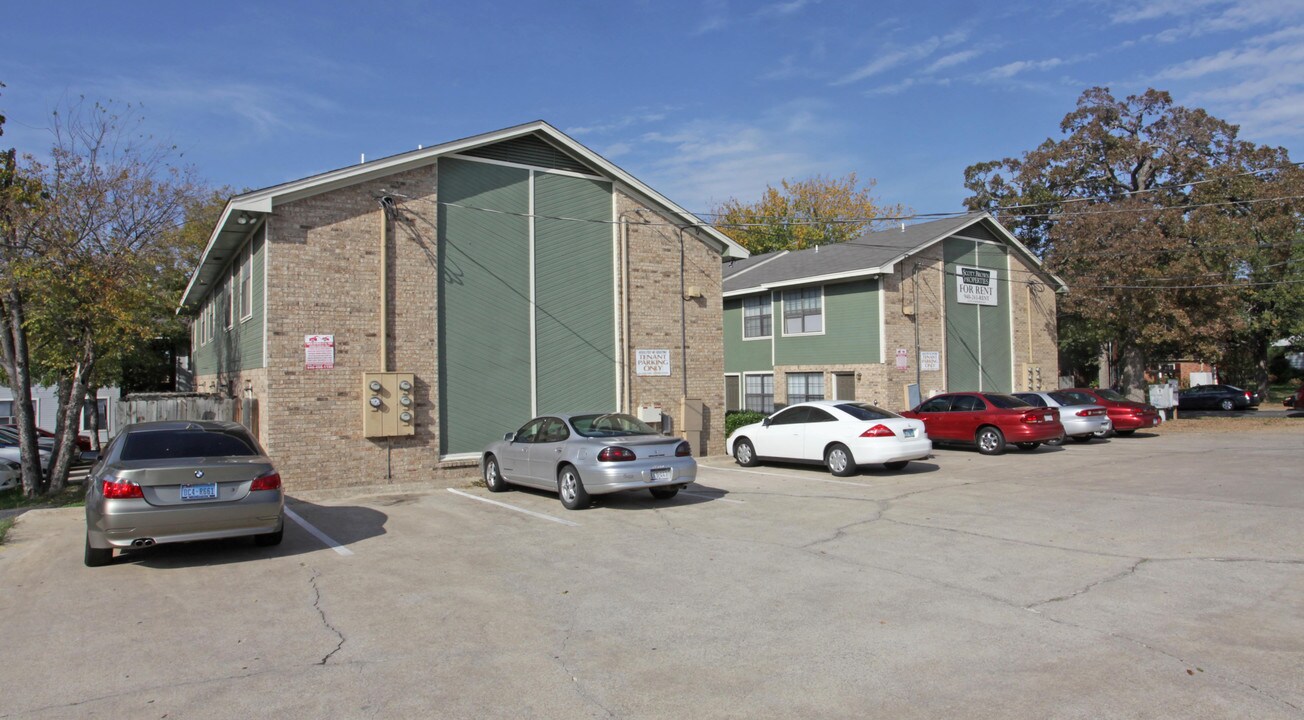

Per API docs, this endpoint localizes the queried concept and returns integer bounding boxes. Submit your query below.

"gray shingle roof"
[722,214,984,293]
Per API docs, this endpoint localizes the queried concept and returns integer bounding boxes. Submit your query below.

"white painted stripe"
[285,507,354,556]
[681,490,745,504]
[706,465,870,488]
[447,488,579,526]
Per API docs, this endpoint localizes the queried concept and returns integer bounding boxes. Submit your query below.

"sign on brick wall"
[920,351,940,371]
[635,349,671,376]
[305,334,335,370]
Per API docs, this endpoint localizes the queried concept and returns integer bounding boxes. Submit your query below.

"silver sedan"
[1013,391,1112,444]
[84,421,284,566]
[480,413,697,510]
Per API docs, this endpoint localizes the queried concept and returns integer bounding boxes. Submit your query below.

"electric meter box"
[637,404,663,424]
[363,372,416,438]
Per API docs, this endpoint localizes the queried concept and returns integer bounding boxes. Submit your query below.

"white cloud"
[923,50,981,74]
[979,58,1065,81]
[755,0,819,18]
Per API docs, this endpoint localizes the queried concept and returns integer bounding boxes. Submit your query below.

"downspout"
[620,214,633,413]
[679,226,689,401]
[379,197,391,372]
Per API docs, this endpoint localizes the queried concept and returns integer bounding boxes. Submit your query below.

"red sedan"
[1060,388,1161,435]
[903,392,1064,455]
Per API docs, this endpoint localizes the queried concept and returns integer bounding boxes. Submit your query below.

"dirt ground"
[1160,414,1304,433]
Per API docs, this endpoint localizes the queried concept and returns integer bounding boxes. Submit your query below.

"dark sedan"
[1177,384,1261,411]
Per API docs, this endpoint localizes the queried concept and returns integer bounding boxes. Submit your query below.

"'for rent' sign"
[956,266,998,306]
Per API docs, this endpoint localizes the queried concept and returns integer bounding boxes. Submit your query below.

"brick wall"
[619,192,726,455]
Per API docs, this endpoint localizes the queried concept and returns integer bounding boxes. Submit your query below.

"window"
[918,396,953,413]
[0,400,13,425]
[1015,393,1047,407]
[787,372,825,404]
[805,408,836,423]
[782,287,823,335]
[538,418,570,443]
[744,374,774,414]
[81,398,108,432]
[953,395,985,412]
[836,403,898,421]
[742,295,772,339]
[513,418,547,443]
[983,394,1029,409]
[769,407,810,425]
[224,268,234,330]
[120,428,259,461]
[239,245,253,321]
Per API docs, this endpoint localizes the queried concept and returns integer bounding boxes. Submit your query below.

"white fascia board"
[178,201,238,312]
[723,266,886,297]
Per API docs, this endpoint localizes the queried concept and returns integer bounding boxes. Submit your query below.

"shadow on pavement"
[117,498,388,569]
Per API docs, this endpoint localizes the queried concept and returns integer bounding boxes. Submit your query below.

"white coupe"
[727,400,932,476]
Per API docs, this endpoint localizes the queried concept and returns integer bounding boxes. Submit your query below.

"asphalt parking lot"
[1,427,1301,719]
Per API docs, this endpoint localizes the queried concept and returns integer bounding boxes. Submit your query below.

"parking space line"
[446,488,579,526]
[706,465,870,488]
[285,507,355,556]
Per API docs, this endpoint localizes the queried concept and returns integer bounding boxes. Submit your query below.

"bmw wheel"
[558,465,590,510]
[825,443,857,477]
[976,426,1006,455]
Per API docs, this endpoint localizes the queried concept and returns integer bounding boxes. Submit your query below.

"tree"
[0,97,203,496]
[712,173,905,254]
[963,87,1304,396]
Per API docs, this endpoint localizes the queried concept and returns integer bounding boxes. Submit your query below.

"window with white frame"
[224,272,234,330]
[782,287,823,335]
[786,372,825,404]
[742,295,772,339]
[239,245,253,321]
[744,374,775,414]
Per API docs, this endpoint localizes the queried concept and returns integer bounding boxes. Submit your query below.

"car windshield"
[120,428,260,461]
[835,403,899,420]
[570,413,660,438]
[983,394,1030,409]
[1094,389,1128,401]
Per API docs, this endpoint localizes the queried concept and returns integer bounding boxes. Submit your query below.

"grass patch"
[0,517,12,545]
[0,483,86,511]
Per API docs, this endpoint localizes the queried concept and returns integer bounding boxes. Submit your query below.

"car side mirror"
[762,417,772,427]
[503,432,515,442]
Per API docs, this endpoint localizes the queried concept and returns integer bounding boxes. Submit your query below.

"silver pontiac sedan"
[1013,391,1112,444]
[84,421,285,566]
[481,412,697,509]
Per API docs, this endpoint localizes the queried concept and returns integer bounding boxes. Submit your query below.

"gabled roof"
[722,213,1067,296]
[180,121,749,311]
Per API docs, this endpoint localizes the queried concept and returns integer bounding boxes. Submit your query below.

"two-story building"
[180,121,747,491]
[722,213,1066,413]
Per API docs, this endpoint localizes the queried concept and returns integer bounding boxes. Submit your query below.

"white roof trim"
[724,266,887,297]
[181,121,748,310]
[721,250,789,282]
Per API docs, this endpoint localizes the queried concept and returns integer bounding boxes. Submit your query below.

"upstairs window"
[742,295,772,339]
[782,287,823,335]
[239,245,253,321]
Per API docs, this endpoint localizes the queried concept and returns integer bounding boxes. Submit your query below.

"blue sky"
[4,0,1303,220]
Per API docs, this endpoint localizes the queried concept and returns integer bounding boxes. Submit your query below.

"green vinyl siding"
[944,237,1012,392]
[438,158,532,455]
[193,227,266,376]
[533,172,615,415]
[774,280,880,366]
[462,135,598,175]
[723,297,774,373]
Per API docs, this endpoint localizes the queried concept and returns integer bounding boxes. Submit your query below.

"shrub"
[724,411,766,437]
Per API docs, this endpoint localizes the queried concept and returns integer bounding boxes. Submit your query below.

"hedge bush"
[724,410,766,437]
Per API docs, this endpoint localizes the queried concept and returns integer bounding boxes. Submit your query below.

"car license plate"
[903,428,916,438]
[180,483,218,501]
[651,468,671,483]
[1044,414,1053,422]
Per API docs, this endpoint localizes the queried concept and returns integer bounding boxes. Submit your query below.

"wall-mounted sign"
[305,334,335,370]
[635,349,671,376]
[920,351,941,372]
[957,265,998,306]
[895,348,909,371]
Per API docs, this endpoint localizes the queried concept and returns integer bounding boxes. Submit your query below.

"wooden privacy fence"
[112,393,259,438]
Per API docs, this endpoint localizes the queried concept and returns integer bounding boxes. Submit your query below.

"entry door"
[834,373,855,401]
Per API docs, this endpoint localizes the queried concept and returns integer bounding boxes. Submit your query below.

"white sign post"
[956,266,998,306]
[635,349,671,377]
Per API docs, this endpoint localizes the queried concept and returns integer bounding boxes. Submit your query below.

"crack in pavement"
[309,569,346,665]
[552,601,616,718]
[1025,558,1151,608]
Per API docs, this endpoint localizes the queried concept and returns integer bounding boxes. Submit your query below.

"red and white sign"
[896,348,909,371]
[304,334,335,370]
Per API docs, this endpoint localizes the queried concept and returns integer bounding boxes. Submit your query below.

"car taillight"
[860,424,895,438]
[101,478,144,499]
[1076,408,1105,416]
[1021,411,1050,423]
[598,446,637,462]
[1245,392,1252,400]
[250,472,282,491]
[675,441,692,457]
